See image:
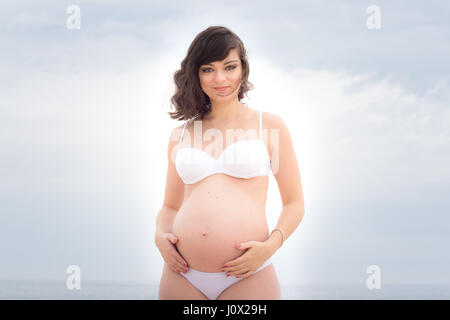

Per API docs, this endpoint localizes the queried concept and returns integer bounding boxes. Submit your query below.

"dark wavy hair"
[168,26,254,121]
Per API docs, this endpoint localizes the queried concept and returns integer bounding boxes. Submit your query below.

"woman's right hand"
[154,232,189,274]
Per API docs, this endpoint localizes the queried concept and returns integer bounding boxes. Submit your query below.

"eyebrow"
[203,59,238,66]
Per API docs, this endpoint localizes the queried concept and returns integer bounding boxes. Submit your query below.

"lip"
[214,86,229,91]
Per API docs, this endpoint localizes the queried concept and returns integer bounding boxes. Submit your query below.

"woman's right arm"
[155,206,178,235]
[154,125,189,273]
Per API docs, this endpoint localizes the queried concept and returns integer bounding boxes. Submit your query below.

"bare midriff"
[172,174,270,272]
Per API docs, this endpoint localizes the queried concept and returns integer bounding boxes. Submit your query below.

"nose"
[213,69,227,82]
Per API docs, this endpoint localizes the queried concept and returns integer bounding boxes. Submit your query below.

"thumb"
[236,241,253,250]
[168,234,178,243]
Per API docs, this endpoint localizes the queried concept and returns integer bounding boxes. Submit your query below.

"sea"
[1,279,449,299]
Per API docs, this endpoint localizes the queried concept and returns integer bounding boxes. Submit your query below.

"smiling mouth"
[214,86,229,91]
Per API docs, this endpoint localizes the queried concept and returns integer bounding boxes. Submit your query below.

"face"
[198,48,243,103]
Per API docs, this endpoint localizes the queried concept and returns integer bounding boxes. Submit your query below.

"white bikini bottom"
[179,258,273,300]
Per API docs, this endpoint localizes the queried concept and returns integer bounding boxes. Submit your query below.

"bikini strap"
[259,111,262,139]
[260,111,272,163]
[179,119,191,146]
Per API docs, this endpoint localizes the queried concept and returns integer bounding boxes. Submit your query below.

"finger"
[169,265,180,273]
[167,257,179,272]
[175,266,186,274]
[173,253,188,267]
[176,258,188,271]
[179,262,189,272]
[172,263,187,274]
[174,260,188,273]
[178,265,188,273]
[236,241,254,250]
[236,270,253,279]
[227,266,249,276]
[167,260,181,273]
[169,246,186,263]
[169,256,187,273]
[223,257,244,268]
[224,262,247,272]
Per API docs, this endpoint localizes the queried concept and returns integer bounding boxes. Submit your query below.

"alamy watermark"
[366,5,381,30]
[171,121,280,174]
[366,264,381,290]
[66,265,81,290]
[66,5,81,30]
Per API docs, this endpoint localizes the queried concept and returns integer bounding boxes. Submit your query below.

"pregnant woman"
[155,26,304,300]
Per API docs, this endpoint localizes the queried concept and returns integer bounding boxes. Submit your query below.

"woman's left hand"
[221,241,273,279]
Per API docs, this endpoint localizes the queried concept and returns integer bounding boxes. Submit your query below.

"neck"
[204,101,245,122]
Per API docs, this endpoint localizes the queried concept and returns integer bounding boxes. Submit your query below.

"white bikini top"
[176,111,272,185]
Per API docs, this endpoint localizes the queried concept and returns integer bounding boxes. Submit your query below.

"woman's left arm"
[263,112,305,254]
[222,113,305,277]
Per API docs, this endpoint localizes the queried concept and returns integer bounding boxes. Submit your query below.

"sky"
[1,0,449,290]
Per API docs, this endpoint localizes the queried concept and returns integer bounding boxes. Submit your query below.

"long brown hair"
[168,26,254,121]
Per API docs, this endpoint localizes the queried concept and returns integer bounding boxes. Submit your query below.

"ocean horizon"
[0,279,449,300]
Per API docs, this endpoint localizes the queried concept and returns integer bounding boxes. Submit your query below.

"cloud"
[7,11,51,30]
[1,0,449,286]
[1,40,450,284]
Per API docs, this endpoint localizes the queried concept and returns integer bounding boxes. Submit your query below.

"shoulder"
[245,107,283,125]
[172,118,192,132]
[168,121,188,146]
[260,110,287,130]
[174,122,185,131]
[261,111,292,151]
[170,123,184,136]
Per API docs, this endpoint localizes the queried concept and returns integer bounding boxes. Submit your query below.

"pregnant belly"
[172,187,269,272]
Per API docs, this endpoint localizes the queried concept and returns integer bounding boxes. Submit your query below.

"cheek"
[198,77,208,89]
[232,74,242,85]
[199,75,211,85]
[233,69,243,82]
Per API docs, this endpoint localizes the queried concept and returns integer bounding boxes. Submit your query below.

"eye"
[201,65,237,73]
